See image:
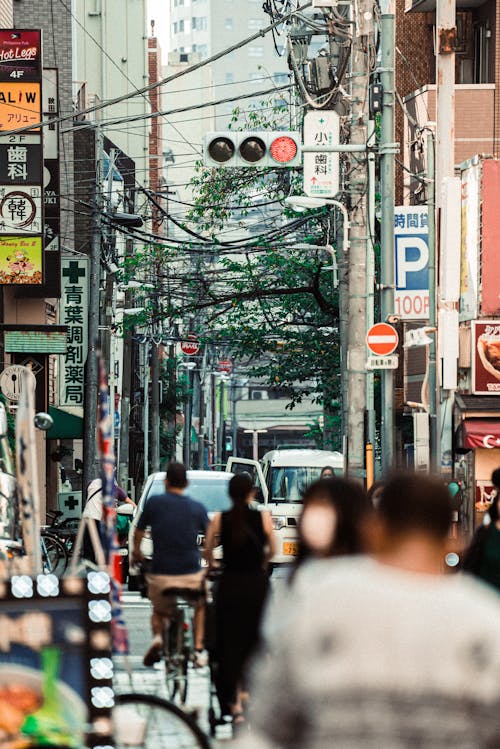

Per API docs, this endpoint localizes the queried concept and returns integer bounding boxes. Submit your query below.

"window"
[225,18,233,30]
[192,16,207,30]
[248,46,264,58]
[225,72,234,83]
[173,21,178,33]
[197,44,208,57]
[249,72,262,80]
[179,19,185,32]
[248,18,264,30]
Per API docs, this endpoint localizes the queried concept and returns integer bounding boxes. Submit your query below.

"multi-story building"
[73,0,150,188]
[394,0,500,532]
[169,0,290,127]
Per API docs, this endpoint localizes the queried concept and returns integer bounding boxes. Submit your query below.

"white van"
[226,449,344,566]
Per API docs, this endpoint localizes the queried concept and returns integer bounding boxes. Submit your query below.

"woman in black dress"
[204,473,275,722]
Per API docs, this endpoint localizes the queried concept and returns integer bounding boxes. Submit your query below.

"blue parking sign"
[394,206,429,319]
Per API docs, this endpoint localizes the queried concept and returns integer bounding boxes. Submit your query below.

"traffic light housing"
[203,131,301,168]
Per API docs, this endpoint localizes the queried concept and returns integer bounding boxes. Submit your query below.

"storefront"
[454,394,500,534]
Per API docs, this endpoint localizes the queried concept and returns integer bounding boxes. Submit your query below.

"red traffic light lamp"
[204,131,301,168]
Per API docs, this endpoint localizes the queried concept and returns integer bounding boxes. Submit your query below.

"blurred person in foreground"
[290,476,371,580]
[204,472,275,724]
[238,473,500,749]
[462,467,500,592]
[263,477,371,647]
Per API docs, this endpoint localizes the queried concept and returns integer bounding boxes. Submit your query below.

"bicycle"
[42,509,79,556]
[40,533,68,575]
[113,693,211,749]
[161,586,205,705]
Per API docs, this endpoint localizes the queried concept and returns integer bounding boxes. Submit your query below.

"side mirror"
[34,412,54,431]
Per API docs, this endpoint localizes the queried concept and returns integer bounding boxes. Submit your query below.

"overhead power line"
[5,0,313,137]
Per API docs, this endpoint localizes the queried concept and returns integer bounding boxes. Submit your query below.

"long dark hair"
[227,473,254,545]
[292,477,371,578]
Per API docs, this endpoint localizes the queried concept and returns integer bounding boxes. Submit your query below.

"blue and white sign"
[394,206,429,320]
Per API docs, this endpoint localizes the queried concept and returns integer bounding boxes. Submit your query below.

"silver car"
[128,469,232,585]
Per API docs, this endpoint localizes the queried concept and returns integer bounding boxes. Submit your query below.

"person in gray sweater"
[239,473,500,749]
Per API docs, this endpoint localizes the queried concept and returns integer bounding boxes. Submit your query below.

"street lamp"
[285,194,353,467]
[244,429,268,461]
[284,195,350,253]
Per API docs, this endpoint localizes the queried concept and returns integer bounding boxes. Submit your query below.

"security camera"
[386,314,400,324]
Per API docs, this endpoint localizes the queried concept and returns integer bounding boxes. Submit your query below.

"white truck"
[226,448,344,566]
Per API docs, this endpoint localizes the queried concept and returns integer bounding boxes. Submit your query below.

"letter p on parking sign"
[394,206,429,320]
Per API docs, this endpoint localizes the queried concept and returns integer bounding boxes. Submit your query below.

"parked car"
[127,469,232,587]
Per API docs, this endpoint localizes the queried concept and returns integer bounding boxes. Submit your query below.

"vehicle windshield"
[146,477,232,513]
[270,466,324,503]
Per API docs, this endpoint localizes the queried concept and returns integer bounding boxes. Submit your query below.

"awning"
[457,419,500,449]
[46,406,83,440]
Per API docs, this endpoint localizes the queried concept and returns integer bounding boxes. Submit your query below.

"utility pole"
[346,0,374,479]
[435,0,456,478]
[151,340,160,472]
[427,132,439,472]
[379,0,397,473]
[82,125,103,496]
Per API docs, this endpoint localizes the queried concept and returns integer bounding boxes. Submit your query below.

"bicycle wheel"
[40,534,68,575]
[113,693,211,749]
[164,620,188,704]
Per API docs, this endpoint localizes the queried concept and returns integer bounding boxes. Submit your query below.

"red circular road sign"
[180,336,200,356]
[366,323,399,356]
[218,359,233,374]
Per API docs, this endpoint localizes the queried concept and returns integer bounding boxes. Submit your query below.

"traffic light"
[203,131,301,168]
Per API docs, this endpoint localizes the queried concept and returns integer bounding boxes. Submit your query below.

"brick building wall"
[0,0,13,26]
[148,36,164,235]
[13,0,74,249]
[395,1,435,204]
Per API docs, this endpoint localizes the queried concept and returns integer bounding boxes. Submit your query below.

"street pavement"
[113,566,290,745]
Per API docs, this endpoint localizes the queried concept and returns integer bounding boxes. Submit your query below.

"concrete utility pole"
[379,0,397,473]
[82,125,103,497]
[346,0,374,478]
[435,0,456,478]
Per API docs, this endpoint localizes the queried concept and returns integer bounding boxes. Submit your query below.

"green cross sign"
[63,261,86,284]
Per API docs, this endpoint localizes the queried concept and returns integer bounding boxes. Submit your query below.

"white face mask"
[300,505,337,555]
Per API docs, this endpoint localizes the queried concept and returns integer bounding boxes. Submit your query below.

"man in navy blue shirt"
[132,462,209,667]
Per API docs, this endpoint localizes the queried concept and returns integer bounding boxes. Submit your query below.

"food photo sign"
[472,320,500,394]
[0,573,115,749]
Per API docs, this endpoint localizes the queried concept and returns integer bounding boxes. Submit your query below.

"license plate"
[283,541,298,556]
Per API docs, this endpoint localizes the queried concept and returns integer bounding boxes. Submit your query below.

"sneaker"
[143,640,162,667]
[194,648,209,668]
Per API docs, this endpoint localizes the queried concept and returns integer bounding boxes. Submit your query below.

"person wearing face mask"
[291,476,372,578]
[462,467,500,592]
[262,477,371,648]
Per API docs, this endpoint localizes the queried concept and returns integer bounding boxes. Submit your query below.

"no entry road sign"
[180,336,200,356]
[366,323,399,356]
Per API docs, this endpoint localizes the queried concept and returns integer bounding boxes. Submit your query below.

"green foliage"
[122,101,342,414]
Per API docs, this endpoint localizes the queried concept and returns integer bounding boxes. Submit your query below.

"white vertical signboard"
[303,110,339,198]
[59,256,89,416]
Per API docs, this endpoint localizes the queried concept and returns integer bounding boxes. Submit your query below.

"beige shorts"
[145,571,206,617]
